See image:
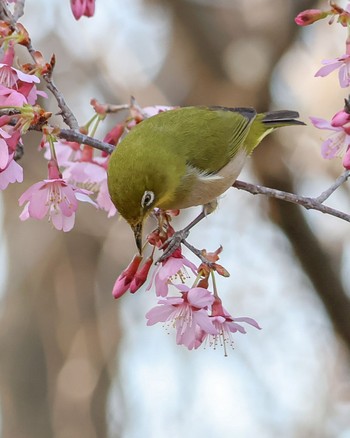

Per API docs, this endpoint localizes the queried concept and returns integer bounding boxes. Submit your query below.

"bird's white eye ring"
[141,190,155,208]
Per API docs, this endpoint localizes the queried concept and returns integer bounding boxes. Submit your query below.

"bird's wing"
[183,106,256,174]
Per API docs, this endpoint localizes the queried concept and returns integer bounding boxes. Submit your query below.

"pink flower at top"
[70,0,95,20]
[198,298,261,356]
[146,285,217,350]
[147,248,198,297]
[310,110,350,168]
[18,160,96,232]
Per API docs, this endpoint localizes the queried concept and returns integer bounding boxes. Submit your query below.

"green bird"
[107,106,304,253]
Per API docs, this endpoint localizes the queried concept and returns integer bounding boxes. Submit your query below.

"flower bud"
[343,148,350,170]
[112,254,143,299]
[295,9,328,26]
[129,257,153,293]
[331,110,350,127]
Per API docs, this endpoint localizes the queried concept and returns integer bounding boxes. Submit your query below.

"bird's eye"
[141,190,155,208]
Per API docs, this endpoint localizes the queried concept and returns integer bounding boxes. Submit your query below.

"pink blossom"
[18,161,96,231]
[198,298,261,356]
[70,0,95,20]
[315,55,350,88]
[146,285,217,350]
[147,249,197,297]
[0,154,23,190]
[310,112,350,167]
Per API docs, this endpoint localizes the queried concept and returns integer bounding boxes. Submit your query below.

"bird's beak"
[132,222,143,255]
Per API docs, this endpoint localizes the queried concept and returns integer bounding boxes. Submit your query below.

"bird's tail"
[245,110,305,154]
[262,110,305,127]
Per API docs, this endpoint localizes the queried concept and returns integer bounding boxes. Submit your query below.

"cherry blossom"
[147,248,198,297]
[146,285,217,350]
[18,160,96,232]
[310,110,350,168]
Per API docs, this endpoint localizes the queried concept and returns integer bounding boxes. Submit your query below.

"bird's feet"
[156,228,190,263]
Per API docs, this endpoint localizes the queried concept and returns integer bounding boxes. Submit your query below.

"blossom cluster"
[296,1,350,168]
[112,214,261,354]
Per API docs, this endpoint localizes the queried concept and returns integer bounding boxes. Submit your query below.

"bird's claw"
[156,228,190,263]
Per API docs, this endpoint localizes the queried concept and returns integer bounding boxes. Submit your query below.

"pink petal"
[309,116,338,131]
[58,186,77,216]
[75,191,97,207]
[51,209,75,231]
[0,138,9,169]
[321,133,348,159]
[193,310,217,334]
[0,158,23,190]
[339,63,350,88]
[146,305,176,325]
[11,66,40,83]
[234,316,262,330]
[18,181,45,205]
[315,61,343,77]
[19,203,30,221]
[188,287,215,308]
[27,187,49,219]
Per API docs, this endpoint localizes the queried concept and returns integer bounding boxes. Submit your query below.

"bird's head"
[124,189,157,254]
[107,125,185,254]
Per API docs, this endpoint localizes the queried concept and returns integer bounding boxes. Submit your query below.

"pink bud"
[343,148,350,169]
[112,254,143,299]
[213,263,230,277]
[129,257,153,293]
[103,124,124,146]
[211,297,225,317]
[295,9,327,26]
[331,110,350,127]
[47,159,61,179]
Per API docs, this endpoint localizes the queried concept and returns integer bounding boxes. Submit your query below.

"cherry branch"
[233,179,350,222]
[58,129,115,154]
[315,170,350,203]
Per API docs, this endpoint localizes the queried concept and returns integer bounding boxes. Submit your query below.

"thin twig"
[58,129,115,154]
[13,0,25,21]
[233,180,350,222]
[315,170,350,203]
[182,240,214,267]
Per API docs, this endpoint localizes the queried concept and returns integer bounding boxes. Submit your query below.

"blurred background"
[1,0,350,437]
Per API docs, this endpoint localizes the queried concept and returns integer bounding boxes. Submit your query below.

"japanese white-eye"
[107,106,303,252]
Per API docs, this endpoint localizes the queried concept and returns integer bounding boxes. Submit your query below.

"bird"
[107,106,304,254]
